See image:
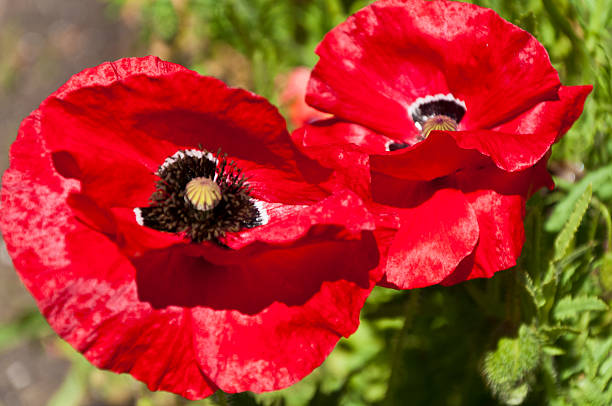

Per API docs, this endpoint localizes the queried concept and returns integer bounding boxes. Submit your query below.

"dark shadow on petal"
[294,153,334,185]
[132,226,378,315]
[67,193,118,236]
[52,150,82,179]
[450,157,553,198]
[370,171,441,208]
[132,110,292,171]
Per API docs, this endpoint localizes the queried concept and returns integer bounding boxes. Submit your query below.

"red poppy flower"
[294,0,592,289]
[0,56,381,399]
[280,67,331,128]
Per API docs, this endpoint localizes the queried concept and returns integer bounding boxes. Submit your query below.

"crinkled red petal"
[50,55,187,100]
[40,56,323,208]
[381,188,479,289]
[295,118,391,154]
[127,226,381,395]
[370,127,554,181]
[453,156,554,198]
[447,129,557,172]
[441,159,552,284]
[225,189,375,249]
[369,131,488,181]
[291,122,380,198]
[441,191,525,284]
[231,156,330,205]
[307,0,560,141]
[494,85,593,142]
[466,190,525,280]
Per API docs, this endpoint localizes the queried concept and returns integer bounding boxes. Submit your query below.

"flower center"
[135,149,266,244]
[421,114,458,138]
[409,93,466,139]
[386,93,467,151]
[185,177,222,211]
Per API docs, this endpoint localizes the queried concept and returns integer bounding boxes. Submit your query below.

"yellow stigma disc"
[184,177,222,211]
[421,115,458,138]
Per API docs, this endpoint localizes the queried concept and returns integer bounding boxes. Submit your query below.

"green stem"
[383,290,420,404]
[593,197,612,251]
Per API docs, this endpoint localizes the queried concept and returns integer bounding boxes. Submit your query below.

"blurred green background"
[0,0,611,405]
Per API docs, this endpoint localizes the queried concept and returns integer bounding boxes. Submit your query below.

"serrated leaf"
[541,324,581,340]
[599,355,612,391]
[557,242,597,269]
[569,378,611,405]
[546,165,612,232]
[586,337,612,371]
[557,243,597,294]
[540,263,559,321]
[559,262,582,290]
[522,271,543,308]
[553,184,592,262]
[594,199,612,256]
[553,295,608,320]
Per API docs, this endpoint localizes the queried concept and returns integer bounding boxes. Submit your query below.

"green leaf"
[522,271,543,309]
[540,263,559,321]
[600,252,612,292]
[546,166,611,232]
[543,346,566,356]
[593,198,612,250]
[483,325,541,404]
[541,324,581,340]
[553,184,592,262]
[557,243,597,294]
[568,378,611,406]
[552,296,608,321]
[586,337,612,373]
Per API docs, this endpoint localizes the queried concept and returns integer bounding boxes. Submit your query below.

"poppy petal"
[369,130,487,181]
[291,123,377,198]
[383,188,479,289]
[370,127,552,181]
[41,57,314,209]
[448,129,556,172]
[296,118,392,154]
[225,190,375,249]
[307,0,560,140]
[441,191,525,285]
[494,85,593,142]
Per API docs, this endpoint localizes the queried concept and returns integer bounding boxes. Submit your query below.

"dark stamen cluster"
[138,149,262,244]
[411,99,466,126]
